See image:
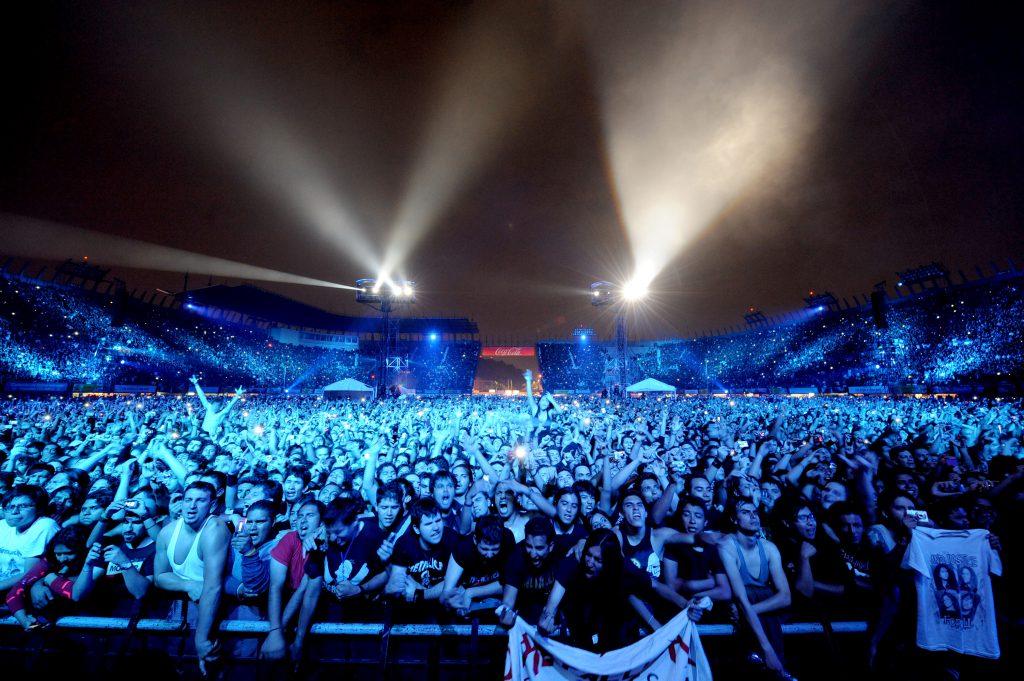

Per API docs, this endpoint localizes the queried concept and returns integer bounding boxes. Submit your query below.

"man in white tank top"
[154,480,231,675]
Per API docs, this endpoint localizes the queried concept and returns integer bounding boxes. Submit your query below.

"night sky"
[2,1,1022,344]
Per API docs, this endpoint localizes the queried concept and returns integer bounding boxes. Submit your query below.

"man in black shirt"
[385,498,456,622]
[430,471,463,534]
[499,517,559,626]
[441,514,513,619]
[305,498,378,617]
[663,497,732,612]
[358,481,410,576]
[73,508,157,616]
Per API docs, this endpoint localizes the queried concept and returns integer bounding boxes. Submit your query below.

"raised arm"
[189,375,212,411]
[504,479,557,518]
[609,443,645,491]
[523,370,538,419]
[463,434,499,483]
[151,439,189,488]
[218,386,245,418]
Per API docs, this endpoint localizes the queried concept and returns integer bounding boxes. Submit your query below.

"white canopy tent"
[625,377,677,393]
[321,378,374,399]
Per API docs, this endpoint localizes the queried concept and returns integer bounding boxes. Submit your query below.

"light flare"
[0,215,360,291]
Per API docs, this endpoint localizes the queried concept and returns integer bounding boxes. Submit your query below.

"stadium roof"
[178,285,478,335]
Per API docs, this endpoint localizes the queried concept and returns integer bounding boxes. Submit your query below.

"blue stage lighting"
[429,333,438,341]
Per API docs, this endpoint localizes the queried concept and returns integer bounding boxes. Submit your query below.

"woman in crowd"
[5,525,87,629]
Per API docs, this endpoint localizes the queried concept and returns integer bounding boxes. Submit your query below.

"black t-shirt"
[441,502,464,534]
[780,536,854,617]
[393,528,456,590]
[451,528,515,589]
[664,543,725,586]
[359,513,409,571]
[502,543,559,624]
[554,552,654,597]
[305,521,375,586]
[554,553,655,652]
[82,540,158,617]
[552,523,588,556]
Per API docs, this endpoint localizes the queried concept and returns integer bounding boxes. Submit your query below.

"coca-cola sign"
[481,346,535,357]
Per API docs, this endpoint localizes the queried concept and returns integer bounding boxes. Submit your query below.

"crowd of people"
[1,369,1021,679]
[539,277,1024,393]
[0,276,479,393]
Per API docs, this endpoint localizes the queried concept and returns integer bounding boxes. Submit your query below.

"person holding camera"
[72,503,156,615]
[221,499,279,658]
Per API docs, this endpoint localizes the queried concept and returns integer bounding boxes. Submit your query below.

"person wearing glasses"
[0,485,59,592]
[777,500,846,619]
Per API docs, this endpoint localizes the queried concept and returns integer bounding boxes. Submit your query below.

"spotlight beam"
[0,214,360,291]
[572,1,879,291]
[379,2,543,283]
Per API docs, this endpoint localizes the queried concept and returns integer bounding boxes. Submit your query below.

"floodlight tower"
[591,280,645,393]
[356,278,416,397]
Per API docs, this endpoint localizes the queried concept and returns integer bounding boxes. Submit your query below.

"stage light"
[622,278,648,301]
[429,333,438,341]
